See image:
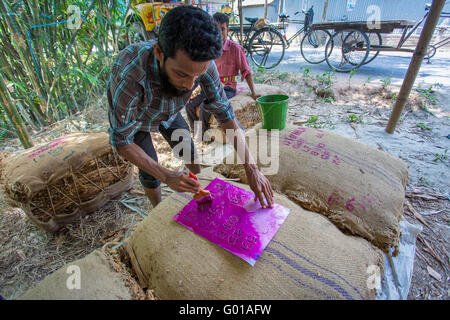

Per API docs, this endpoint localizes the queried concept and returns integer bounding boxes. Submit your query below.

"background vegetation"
[0,0,129,148]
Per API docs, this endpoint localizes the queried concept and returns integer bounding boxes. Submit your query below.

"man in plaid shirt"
[107,6,273,208]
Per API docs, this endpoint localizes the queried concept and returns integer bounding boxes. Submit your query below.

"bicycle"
[227,6,332,69]
[228,17,260,54]
[228,17,285,69]
[277,7,332,64]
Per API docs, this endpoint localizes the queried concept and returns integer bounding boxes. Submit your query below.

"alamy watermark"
[366,5,381,30]
[366,264,381,290]
[66,265,81,290]
[67,5,82,30]
[169,122,280,176]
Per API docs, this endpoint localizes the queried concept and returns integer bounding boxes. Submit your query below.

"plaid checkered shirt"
[107,41,235,148]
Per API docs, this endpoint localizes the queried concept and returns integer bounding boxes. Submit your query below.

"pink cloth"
[173,178,291,266]
[215,38,252,90]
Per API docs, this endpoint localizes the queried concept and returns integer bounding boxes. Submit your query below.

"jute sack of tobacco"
[19,248,142,300]
[122,172,384,300]
[197,84,287,141]
[1,133,134,233]
[214,125,409,254]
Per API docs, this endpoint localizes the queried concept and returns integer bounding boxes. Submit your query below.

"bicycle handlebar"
[279,7,312,20]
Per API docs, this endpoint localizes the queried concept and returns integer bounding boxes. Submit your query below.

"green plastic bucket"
[256,94,289,130]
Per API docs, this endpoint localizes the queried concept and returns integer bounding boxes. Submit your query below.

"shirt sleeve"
[236,43,252,81]
[199,61,235,124]
[107,73,143,149]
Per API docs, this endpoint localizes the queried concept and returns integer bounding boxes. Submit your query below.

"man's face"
[154,44,210,97]
[218,22,228,45]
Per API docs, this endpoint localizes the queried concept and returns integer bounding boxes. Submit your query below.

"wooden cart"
[310,19,418,72]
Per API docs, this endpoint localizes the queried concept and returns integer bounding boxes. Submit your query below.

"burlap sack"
[19,249,135,300]
[1,133,134,233]
[123,173,384,300]
[214,125,409,253]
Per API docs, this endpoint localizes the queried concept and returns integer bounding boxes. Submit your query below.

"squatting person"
[107,6,274,208]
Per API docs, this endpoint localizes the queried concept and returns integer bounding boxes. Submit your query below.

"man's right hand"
[163,171,201,194]
[117,143,201,195]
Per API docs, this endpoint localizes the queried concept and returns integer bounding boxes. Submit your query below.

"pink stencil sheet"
[173,178,291,266]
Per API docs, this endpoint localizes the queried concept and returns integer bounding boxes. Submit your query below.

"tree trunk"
[386,0,446,133]
[322,0,329,22]
[278,0,282,22]
[264,0,268,19]
[239,0,243,46]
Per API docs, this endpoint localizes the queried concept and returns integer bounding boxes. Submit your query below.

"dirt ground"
[0,70,448,300]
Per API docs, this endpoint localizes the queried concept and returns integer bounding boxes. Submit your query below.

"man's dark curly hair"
[158,5,223,62]
[213,12,229,27]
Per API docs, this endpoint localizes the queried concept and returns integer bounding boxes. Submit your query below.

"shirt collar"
[147,46,161,86]
[223,38,231,51]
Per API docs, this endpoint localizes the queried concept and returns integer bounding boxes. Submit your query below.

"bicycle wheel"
[230,30,246,43]
[362,32,382,65]
[230,30,253,55]
[325,29,370,72]
[300,29,331,64]
[248,27,285,69]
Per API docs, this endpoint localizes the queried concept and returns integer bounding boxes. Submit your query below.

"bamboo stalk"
[46,0,97,114]
[0,72,34,149]
[0,0,122,134]
[386,0,446,133]
[0,0,48,114]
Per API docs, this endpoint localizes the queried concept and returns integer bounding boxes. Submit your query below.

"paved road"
[269,46,450,89]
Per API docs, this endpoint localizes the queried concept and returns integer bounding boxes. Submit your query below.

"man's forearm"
[245,74,257,97]
[116,143,170,182]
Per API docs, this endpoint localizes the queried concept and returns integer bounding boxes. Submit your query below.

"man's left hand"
[251,92,262,101]
[245,165,274,208]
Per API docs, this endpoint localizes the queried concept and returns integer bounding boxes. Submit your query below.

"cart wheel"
[300,29,332,64]
[362,32,382,65]
[426,45,436,60]
[249,27,285,69]
[325,29,370,72]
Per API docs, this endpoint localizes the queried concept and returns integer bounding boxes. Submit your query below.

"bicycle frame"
[229,22,259,54]
[282,25,306,45]
[277,7,314,46]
